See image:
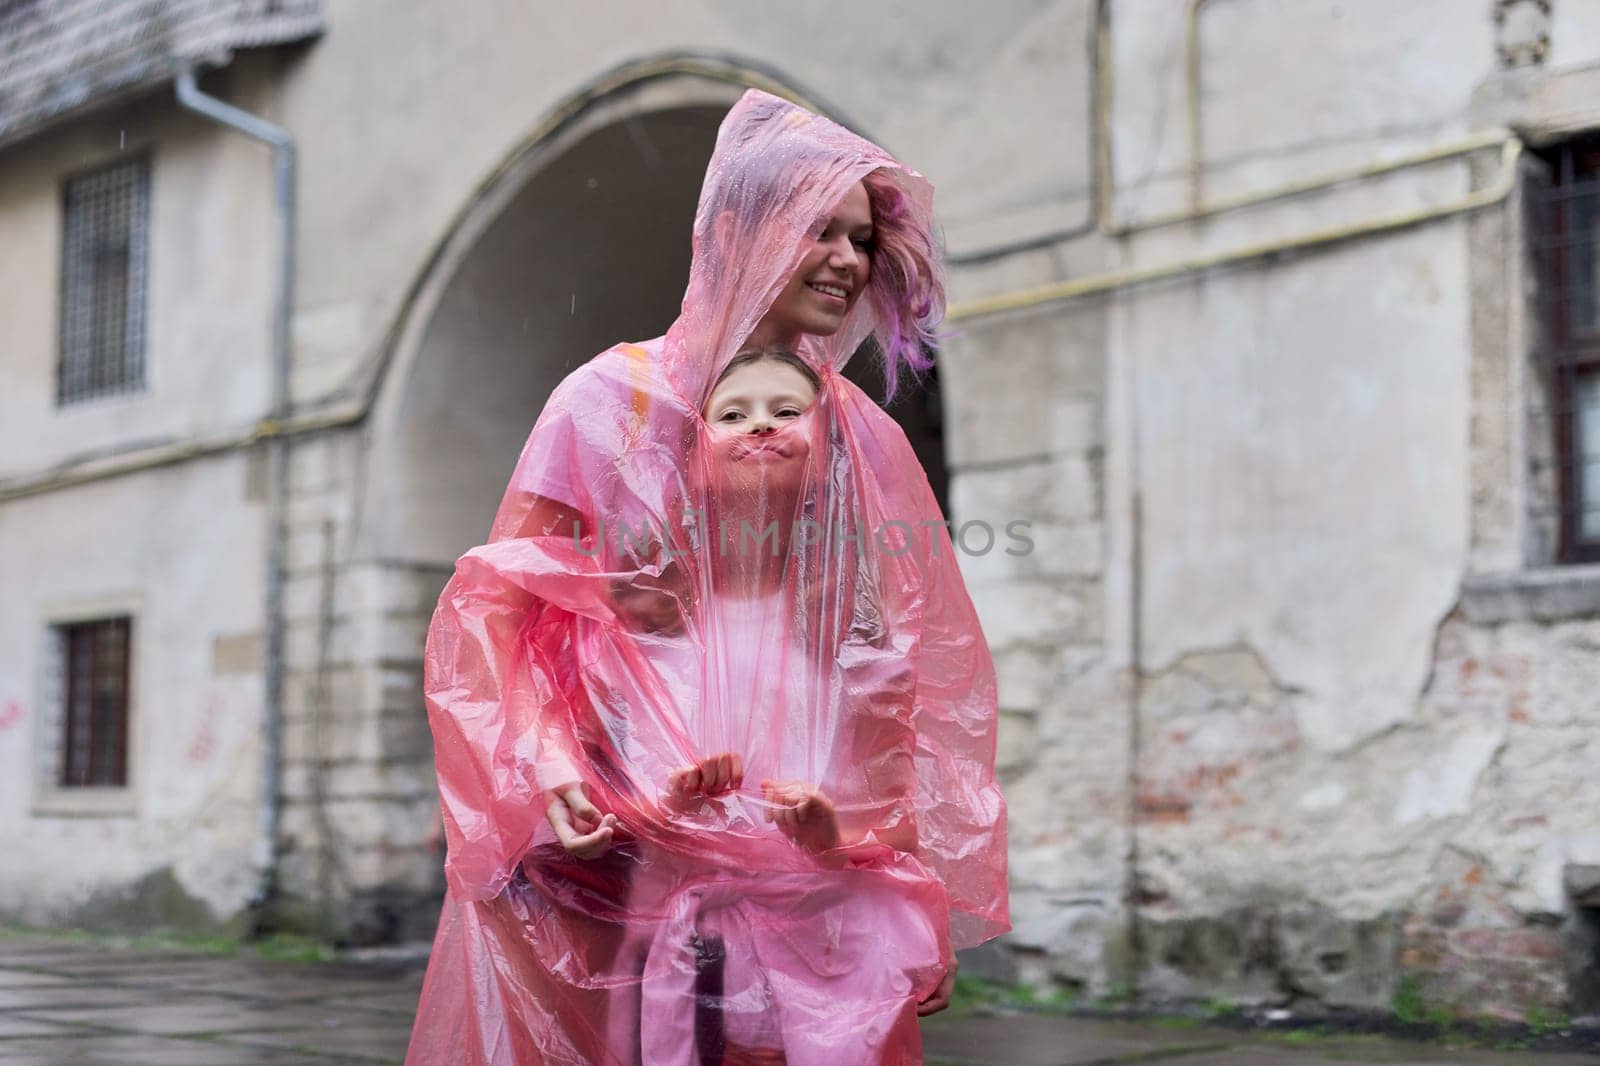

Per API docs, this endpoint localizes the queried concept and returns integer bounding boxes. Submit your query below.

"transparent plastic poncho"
[407,89,1009,1066]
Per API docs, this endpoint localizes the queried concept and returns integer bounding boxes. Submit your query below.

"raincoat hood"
[666,88,936,406]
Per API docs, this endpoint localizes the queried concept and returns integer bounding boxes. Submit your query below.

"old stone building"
[2,0,1598,1021]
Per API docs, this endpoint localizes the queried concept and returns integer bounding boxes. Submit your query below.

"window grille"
[1534,137,1600,562]
[57,617,131,788]
[57,156,150,404]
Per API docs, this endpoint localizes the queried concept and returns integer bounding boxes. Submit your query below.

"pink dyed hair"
[862,169,944,399]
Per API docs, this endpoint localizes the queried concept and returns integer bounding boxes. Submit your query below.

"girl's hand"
[423,805,445,856]
[544,784,617,860]
[610,578,686,636]
[760,779,841,853]
[609,560,692,636]
[917,956,958,1016]
[666,752,744,811]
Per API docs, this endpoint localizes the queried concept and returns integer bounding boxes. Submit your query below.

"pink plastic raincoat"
[407,89,1008,1065]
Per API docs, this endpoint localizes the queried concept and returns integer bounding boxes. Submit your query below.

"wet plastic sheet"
[407,90,1008,1065]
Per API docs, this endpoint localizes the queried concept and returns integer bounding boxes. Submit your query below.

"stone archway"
[371,100,728,565]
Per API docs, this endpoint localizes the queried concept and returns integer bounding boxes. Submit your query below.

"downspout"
[175,65,295,914]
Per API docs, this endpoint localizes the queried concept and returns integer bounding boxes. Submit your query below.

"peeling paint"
[1393,724,1506,826]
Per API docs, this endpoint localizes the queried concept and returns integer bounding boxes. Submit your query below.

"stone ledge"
[1568,863,1600,909]
[1460,564,1600,624]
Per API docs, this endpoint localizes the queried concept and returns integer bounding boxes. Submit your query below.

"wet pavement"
[0,936,1596,1064]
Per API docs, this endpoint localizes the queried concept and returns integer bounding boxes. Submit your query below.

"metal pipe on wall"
[174,66,296,913]
[948,0,1522,320]
[948,137,1522,321]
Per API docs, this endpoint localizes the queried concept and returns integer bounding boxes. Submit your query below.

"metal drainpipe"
[175,65,295,914]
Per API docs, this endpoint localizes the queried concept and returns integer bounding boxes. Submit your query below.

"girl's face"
[699,359,818,503]
[747,182,874,348]
[703,359,817,449]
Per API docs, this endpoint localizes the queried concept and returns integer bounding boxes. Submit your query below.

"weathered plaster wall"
[957,0,1600,1017]
[0,67,275,479]
[0,455,265,927]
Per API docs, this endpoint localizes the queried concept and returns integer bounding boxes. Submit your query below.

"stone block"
[211,631,263,675]
[940,302,1106,469]
[284,524,335,576]
[955,518,1103,586]
[1460,567,1600,625]
[966,578,1099,651]
[1007,892,1121,993]
[289,354,356,407]
[379,615,430,665]
[380,665,426,717]
[379,707,436,763]
[992,645,1055,712]
[948,457,1100,528]
[1274,907,1399,1009]
[334,794,437,851]
[1567,864,1600,908]
[281,758,435,803]
[283,616,358,670]
[995,708,1038,777]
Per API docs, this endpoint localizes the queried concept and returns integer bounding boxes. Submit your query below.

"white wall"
[0,454,265,923]
[0,72,275,481]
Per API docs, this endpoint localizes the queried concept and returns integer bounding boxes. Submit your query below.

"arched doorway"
[371,102,727,562]
[345,70,953,938]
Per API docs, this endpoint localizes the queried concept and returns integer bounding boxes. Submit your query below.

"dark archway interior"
[844,345,949,517]
[378,106,724,562]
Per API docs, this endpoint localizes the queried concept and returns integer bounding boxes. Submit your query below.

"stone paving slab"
[1141,1041,1597,1065]
[920,1013,1234,1064]
[0,1033,322,1064]
[920,1013,1600,1065]
[0,974,77,991]
[9,999,313,1038]
[59,966,423,1006]
[127,972,399,1004]
[214,1013,415,1063]
[0,984,177,1012]
[15,958,264,984]
[0,1015,85,1040]
[0,950,100,972]
[332,989,429,1018]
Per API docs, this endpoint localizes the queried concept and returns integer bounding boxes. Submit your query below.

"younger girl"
[574,345,939,1064]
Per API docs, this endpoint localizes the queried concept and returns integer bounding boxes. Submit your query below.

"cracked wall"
[953,0,1600,1020]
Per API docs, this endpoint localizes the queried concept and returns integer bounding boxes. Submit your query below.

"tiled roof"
[0,0,323,150]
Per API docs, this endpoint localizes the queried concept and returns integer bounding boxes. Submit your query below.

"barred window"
[1534,136,1600,562]
[57,156,150,404]
[57,617,131,788]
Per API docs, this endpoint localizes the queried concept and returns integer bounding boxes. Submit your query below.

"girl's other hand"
[609,560,692,637]
[609,579,686,636]
[760,779,841,853]
[423,804,445,856]
[666,752,744,809]
[545,784,617,860]
[916,957,958,1016]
